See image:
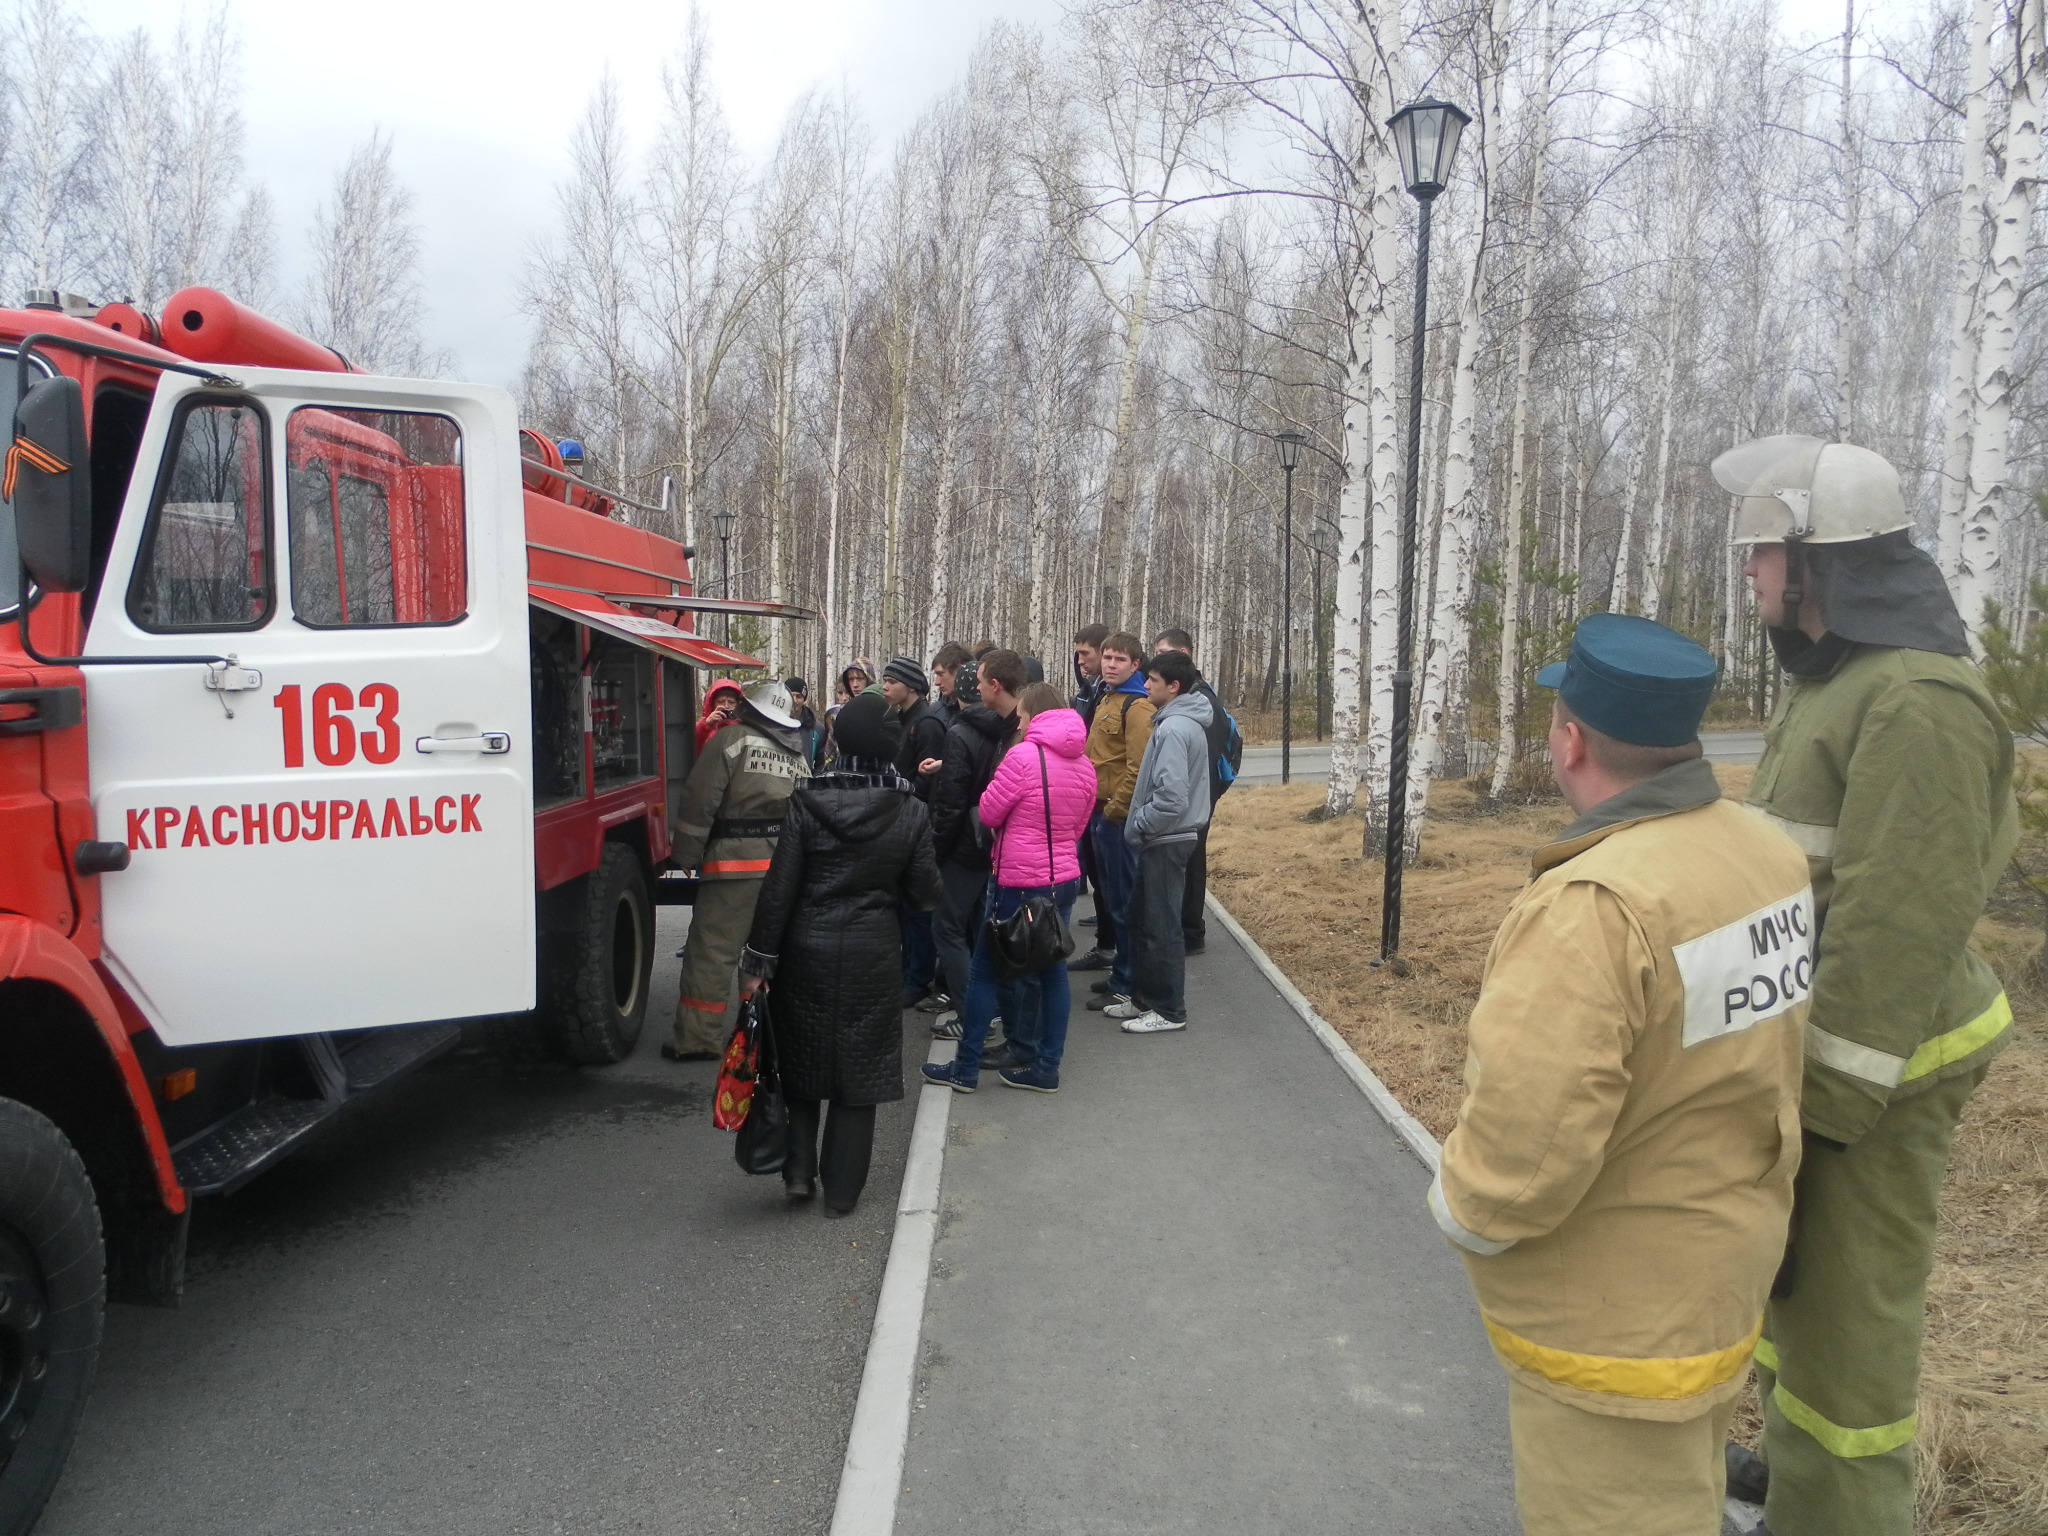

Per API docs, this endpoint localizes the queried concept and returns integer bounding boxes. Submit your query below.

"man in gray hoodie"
[1109,650,1213,1034]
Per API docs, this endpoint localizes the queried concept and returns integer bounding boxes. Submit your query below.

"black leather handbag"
[733,997,788,1176]
[986,747,1076,982]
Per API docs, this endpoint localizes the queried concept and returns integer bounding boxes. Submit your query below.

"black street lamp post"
[1276,429,1305,785]
[1378,97,1470,966]
[711,507,737,643]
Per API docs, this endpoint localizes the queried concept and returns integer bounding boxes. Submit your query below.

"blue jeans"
[1090,812,1138,995]
[900,902,936,1001]
[953,880,1080,1082]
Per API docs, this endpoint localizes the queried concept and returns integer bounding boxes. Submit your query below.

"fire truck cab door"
[83,370,536,1046]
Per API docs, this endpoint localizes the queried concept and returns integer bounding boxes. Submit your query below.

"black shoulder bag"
[986,747,1077,982]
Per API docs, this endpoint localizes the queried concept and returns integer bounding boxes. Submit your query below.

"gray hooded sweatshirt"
[1125,688,1214,850]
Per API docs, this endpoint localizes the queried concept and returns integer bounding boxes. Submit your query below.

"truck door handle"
[414,733,511,755]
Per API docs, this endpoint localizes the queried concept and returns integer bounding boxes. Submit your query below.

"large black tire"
[0,1099,103,1536]
[550,843,654,1065]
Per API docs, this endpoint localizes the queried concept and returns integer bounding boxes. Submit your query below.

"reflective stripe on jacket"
[1436,759,1810,1422]
[1745,643,2017,1144]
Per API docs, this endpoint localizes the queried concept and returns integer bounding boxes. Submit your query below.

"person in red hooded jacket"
[923,682,1097,1094]
[696,680,747,755]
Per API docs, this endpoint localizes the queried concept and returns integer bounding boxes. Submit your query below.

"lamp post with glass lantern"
[1276,429,1306,785]
[1377,97,1469,967]
[711,507,737,643]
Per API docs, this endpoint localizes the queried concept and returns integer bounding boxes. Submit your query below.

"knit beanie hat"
[882,655,930,695]
[832,691,903,765]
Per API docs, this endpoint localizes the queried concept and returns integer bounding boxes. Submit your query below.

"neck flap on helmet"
[1780,530,1968,660]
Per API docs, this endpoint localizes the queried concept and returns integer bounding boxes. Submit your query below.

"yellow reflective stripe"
[1481,1315,1761,1401]
[1902,993,2011,1083]
[1754,1337,1779,1372]
[1772,1381,1917,1458]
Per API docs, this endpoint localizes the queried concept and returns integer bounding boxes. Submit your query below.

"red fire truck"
[0,288,804,1531]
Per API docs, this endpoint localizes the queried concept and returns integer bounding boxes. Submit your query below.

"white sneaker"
[1120,1011,1187,1034]
[1103,999,1147,1019]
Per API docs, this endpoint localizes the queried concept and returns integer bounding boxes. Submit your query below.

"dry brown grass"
[1209,771,2048,1536]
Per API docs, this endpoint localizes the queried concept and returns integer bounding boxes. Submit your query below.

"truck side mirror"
[10,374,91,594]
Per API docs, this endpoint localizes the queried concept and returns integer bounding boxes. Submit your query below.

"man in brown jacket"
[1078,631,1155,1008]
[1433,614,1812,1536]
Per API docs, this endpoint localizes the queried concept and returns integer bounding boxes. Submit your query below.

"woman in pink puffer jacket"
[923,685,1097,1094]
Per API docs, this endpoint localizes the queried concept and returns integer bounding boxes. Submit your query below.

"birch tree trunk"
[1414,0,1515,841]
[1957,0,2045,643]
[1940,0,1999,584]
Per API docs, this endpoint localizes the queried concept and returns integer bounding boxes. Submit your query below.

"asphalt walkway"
[892,905,1519,1536]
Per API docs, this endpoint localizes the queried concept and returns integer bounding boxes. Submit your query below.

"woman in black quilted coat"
[740,692,941,1213]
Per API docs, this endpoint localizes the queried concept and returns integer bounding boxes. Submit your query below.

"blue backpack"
[1197,682,1243,801]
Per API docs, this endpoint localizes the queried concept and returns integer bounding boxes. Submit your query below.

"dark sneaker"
[1085,991,1132,1012]
[979,1047,1027,1072]
[931,1012,964,1039]
[921,1060,977,1093]
[660,1043,717,1062]
[1066,947,1113,972]
[1089,978,1114,994]
[913,991,953,1013]
[1183,940,1206,955]
[1078,914,1096,927]
[1724,1443,1769,1505]
[999,1064,1059,1093]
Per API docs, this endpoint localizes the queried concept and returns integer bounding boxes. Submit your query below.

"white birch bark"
[1939,0,1999,584]
[1957,0,2045,643]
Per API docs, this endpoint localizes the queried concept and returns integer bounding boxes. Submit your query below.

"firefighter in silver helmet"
[1717,435,2017,1536]
[666,680,811,1060]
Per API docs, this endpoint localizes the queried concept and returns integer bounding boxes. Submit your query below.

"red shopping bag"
[712,1000,763,1131]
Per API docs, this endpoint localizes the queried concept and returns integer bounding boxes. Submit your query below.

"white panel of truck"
[83,369,536,1045]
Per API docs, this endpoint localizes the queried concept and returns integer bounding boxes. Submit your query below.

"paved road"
[41,908,915,1536]
[897,912,1518,1535]
[1239,729,1766,785]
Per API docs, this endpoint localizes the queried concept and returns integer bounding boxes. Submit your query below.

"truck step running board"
[173,1023,467,1197]
[338,1021,463,1092]
[174,1098,337,1197]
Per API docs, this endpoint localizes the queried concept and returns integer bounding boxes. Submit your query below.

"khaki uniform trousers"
[673,878,765,1054]
[1508,1380,1736,1536]
[1758,1064,1986,1536]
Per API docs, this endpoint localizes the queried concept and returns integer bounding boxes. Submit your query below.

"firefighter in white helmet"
[665,680,811,1059]
[1716,435,2017,1536]
[1433,612,1811,1536]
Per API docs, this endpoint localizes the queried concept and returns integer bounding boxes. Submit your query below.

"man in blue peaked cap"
[1431,613,1815,1536]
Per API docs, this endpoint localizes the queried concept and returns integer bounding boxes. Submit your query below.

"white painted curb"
[827,1039,954,1536]
[1205,894,1444,1172]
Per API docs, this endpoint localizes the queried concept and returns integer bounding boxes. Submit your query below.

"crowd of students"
[669,625,1239,1212]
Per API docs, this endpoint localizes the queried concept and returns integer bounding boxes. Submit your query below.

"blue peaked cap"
[1534,613,1718,748]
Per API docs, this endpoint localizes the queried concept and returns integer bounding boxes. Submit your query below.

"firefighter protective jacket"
[1433,759,1811,1422]
[1745,640,2016,1145]
[670,715,811,880]
[1084,677,1155,823]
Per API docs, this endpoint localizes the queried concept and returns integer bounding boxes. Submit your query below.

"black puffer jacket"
[929,706,1017,870]
[740,772,941,1105]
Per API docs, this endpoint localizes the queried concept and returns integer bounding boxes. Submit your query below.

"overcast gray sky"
[79,0,1872,388]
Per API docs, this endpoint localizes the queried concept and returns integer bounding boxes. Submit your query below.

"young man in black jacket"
[882,655,949,1007]
[1151,628,1235,954]
[927,648,1025,1043]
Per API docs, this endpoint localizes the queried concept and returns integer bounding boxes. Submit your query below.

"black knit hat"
[882,655,929,695]
[832,691,902,765]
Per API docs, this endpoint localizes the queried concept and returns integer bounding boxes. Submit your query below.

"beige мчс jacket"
[1433,759,1811,1421]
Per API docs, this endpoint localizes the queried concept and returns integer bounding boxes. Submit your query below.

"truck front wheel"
[0,1099,104,1536]
[552,842,654,1065]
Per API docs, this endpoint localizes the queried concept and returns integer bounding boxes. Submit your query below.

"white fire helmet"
[743,680,800,728]
[1712,434,1912,545]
